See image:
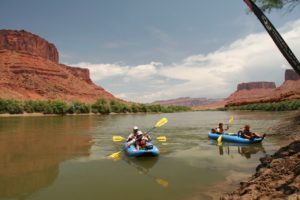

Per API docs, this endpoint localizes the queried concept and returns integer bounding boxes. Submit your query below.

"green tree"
[92,99,111,114]
[6,100,23,114]
[253,0,299,12]
[110,100,129,113]
[131,103,139,113]
[51,101,68,115]
[69,102,90,114]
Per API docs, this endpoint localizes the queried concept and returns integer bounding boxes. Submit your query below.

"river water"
[0,111,293,200]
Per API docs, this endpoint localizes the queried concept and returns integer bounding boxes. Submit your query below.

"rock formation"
[0,29,118,103]
[0,30,58,63]
[225,69,300,107]
[225,81,276,106]
[285,69,300,81]
[237,82,276,91]
[222,140,300,200]
[273,69,300,101]
[152,97,223,107]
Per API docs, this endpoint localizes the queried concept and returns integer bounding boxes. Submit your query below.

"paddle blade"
[229,116,234,124]
[108,151,122,160]
[156,178,169,188]
[217,135,222,146]
[155,118,168,128]
[113,136,125,142]
[156,136,167,142]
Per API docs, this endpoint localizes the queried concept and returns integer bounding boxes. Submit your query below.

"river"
[0,111,293,200]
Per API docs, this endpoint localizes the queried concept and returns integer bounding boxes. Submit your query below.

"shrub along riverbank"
[219,99,300,111]
[0,99,190,115]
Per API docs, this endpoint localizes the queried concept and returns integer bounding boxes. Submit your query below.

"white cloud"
[126,62,159,79]
[69,19,300,103]
[71,62,161,81]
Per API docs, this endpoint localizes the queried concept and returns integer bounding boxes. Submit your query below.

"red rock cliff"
[285,69,300,81]
[0,30,58,63]
[237,82,276,91]
[225,70,300,106]
[152,97,223,107]
[0,29,118,103]
[225,81,276,106]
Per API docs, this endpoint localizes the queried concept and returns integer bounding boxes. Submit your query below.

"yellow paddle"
[217,135,222,146]
[229,116,234,124]
[217,116,234,145]
[148,117,168,133]
[109,151,122,161]
[113,135,167,142]
[108,118,168,160]
[156,136,167,142]
[156,178,169,188]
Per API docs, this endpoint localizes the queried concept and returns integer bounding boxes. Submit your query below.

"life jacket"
[136,133,149,148]
[216,127,224,134]
[240,129,252,138]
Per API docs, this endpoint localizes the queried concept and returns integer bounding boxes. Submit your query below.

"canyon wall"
[0,30,117,103]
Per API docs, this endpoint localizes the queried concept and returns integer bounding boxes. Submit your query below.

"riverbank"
[0,99,190,116]
[221,111,300,200]
[0,111,171,118]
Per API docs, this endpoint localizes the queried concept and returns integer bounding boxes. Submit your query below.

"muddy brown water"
[0,111,294,200]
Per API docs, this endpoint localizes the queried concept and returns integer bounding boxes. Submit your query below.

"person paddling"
[127,126,152,148]
[136,131,152,150]
[127,126,142,147]
[212,123,229,134]
[238,125,266,140]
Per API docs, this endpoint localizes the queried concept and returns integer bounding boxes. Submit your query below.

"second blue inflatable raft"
[208,132,264,144]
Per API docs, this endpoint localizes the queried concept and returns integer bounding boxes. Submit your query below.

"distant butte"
[225,69,300,107]
[0,29,119,103]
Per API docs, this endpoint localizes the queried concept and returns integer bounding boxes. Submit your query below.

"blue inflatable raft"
[124,142,160,157]
[208,132,264,144]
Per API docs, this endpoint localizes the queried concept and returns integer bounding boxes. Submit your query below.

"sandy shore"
[221,111,300,200]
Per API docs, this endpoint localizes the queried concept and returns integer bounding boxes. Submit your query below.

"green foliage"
[68,102,90,114]
[253,0,299,12]
[225,99,300,111]
[43,100,68,115]
[91,99,111,114]
[130,103,139,113]
[23,100,46,113]
[110,100,130,113]
[0,98,190,115]
[0,99,23,114]
[0,99,9,114]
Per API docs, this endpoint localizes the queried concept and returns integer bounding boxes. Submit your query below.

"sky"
[1,0,300,103]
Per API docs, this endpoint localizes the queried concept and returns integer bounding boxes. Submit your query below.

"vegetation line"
[220,99,300,111]
[0,98,190,115]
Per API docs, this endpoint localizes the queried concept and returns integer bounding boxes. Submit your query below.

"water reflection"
[121,157,169,188]
[0,117,93,200]
[217,143,266,159]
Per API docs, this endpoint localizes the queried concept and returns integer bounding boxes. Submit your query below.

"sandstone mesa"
[0,29,118,103]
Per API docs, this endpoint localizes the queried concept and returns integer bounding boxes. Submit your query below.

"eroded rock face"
[0,30,59,63]
[221,140,300,200]
[237,82,276,91]
[63,65,93,84]
[285,69,300,81]
[0,29,117,103]
[225,70,300,106]
[152,97,223,107]
[225,82,276,106]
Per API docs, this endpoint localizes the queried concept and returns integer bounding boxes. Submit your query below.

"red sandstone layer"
[0,30,118,103]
